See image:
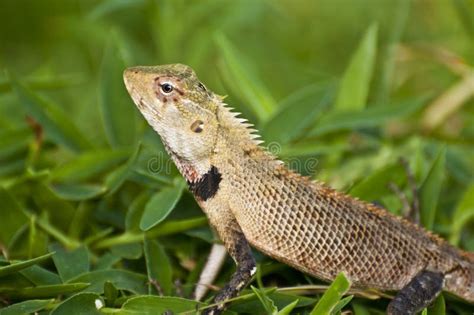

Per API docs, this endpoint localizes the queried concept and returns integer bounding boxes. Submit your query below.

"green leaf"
[215,32,276,122]
[331,295,354,314]
[50,149,130,183]
[51,292,103,315]
[0,127,31,160]
[420,146,446,230]
[104,281,118,306]
[99,32,137,148]
[0,283,90,299]
[0,252,54,278]
[94,217,207,249]
[350,162,406,201]
[309,96,428,137]
[0,187,28,248]
[427,294,445,315]
[262,82,335,144]
[143,239,173,295]
[10,75,92,152]
[125,192,150,232]
[116,296,200,314]
[352,302,370,315]
[450,184,474,245]
[0,299,54,315]
[335,23,378,111]
[104,142,143,194]
[374,0,410,105]
[95,252,121,270]
[67,269,147,295]
[87,0,145,20]
[50,244,90,282]
[277,299,299,315]
[140,182,185,231]
[30,181,76,226]
[251,286,278,314]
[110,243,143,260]
[48,183,106,201]
[229,291,315,314]
[452,0,474,38]
[20,265,61,285]
[310,272,351,315]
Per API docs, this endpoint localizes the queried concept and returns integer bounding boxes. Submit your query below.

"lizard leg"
[202,224,256,315]
[387,270,444,315]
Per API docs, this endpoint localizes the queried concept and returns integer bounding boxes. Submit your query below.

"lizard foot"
[387,270,444,315]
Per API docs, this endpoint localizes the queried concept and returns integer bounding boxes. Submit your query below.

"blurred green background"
[0,0,473,314]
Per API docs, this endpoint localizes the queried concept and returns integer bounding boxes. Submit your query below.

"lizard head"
[123,64,221,182]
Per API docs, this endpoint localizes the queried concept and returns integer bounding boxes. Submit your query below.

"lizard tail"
[445,253,474,302]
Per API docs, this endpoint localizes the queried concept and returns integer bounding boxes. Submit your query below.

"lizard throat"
[187,165,222,201]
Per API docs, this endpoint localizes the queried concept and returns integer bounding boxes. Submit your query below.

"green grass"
[0,0,474,314]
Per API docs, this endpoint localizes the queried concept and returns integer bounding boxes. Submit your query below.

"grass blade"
[0,283,90,299]
[262,82,334,144]
[117,296,199,314]
[0,187,28,248]
[420,146,446,230]
[251,285,278,314]
[0,299,54,315]
[99,32,137,148]
[335,23,378,111]
[309,96,427,137]
[0,253,54,278]
[215,32,276,122]
[310,272,351,315]
[449,184,474,245]
[10,76,92,152]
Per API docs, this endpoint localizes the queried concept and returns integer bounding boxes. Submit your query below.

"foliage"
[0,0,473,314]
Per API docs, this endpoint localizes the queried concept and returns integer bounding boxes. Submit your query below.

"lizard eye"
[197,82,207,92]
[160,83,174,94]
[190,120,204,133]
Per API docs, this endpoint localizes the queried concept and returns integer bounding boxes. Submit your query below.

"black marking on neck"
[188,165,222,201]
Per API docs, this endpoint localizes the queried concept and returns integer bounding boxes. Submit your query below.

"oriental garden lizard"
[123,64,473,315]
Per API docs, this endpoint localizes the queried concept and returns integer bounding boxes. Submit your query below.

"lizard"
[123,63,474,315]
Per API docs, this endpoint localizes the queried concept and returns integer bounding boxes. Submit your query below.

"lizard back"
[216,140,474,302]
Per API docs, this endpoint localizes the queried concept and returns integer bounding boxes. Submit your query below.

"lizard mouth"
[125,86,162,119]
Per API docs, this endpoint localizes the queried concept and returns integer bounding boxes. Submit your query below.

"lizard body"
[124,64,474,314]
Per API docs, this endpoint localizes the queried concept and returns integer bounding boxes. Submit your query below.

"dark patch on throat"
[188,166,222,201]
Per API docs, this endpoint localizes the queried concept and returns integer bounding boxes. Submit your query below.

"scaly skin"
[123,64,474,314]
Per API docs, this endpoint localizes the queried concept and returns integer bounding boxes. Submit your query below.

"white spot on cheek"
[250,266,257,276]
[95,299,104,309]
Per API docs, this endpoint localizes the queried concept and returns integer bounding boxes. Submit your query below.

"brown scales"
[123,64,474,314]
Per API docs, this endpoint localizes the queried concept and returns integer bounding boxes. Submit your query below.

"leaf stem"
[92,217,207,249]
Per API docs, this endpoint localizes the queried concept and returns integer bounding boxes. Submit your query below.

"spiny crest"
[217,102,282,164]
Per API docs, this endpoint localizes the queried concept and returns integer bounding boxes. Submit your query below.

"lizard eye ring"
[160,83,174,94]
